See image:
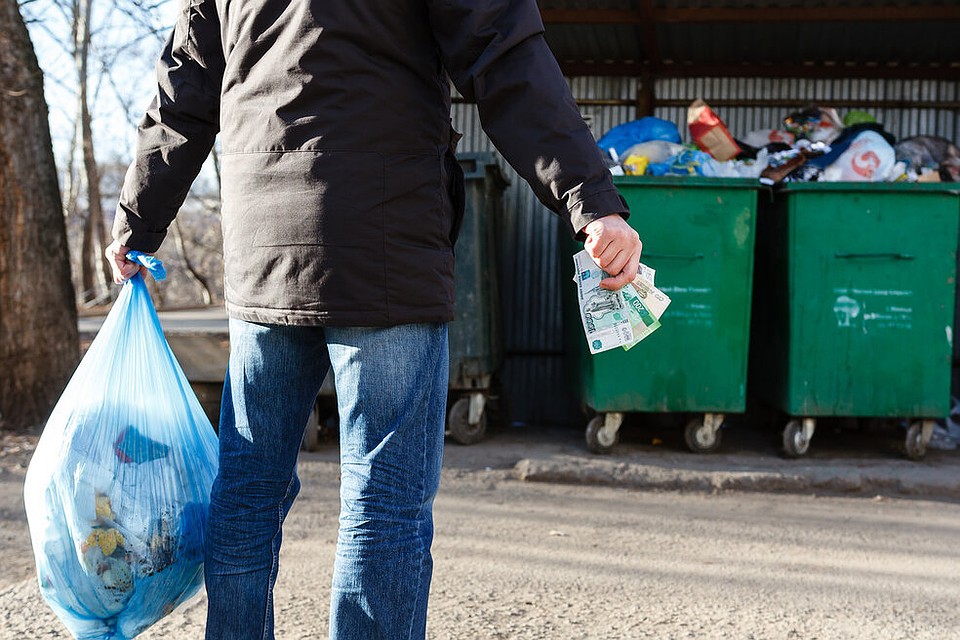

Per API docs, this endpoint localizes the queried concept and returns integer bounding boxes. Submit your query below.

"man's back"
[117,0,626,327]
[218,0,449,154]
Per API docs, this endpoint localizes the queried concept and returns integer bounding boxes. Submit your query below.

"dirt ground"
[2,427,960,639]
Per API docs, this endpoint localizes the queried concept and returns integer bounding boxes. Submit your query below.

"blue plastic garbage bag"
[597,117,682,160]
[646,148,712,176]
[24,252,219,639]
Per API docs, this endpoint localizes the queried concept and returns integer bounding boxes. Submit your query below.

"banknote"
[620,283,662,351]
[637,263,656,288]
[573,251,635,353]
[630,270,672,321]
[573,251,671,353]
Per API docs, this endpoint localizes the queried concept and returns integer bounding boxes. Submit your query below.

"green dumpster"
[447,152,509,444]
[565,176,760,454]
[750,182,960,459]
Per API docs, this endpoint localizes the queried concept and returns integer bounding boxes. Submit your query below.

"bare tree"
[1,0,79,431]
[24,0,225,310]
[23,0,167,306]
[171,220,214,305]
[171,147,222,305]
[74,0,112,304]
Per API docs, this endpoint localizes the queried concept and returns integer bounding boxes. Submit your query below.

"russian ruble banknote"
[573,250,672,354]
[620,283,661,351]
[573,250,635,354]
[637,262,656,288]
[629,271,672,326]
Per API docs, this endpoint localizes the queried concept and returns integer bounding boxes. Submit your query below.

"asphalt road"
[2,430,959,639]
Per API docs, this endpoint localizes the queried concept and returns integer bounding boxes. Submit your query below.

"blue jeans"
[204,320,448,640]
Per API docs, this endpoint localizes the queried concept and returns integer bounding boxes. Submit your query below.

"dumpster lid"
[614,176,762,190]
[779,182,960,195]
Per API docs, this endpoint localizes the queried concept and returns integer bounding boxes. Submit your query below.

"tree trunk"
[64,116,83,297]
[0,0,80,431]
[79,191,97,301]
[171,220,213,305]
[81,88,112,300]
[75,0,110,304]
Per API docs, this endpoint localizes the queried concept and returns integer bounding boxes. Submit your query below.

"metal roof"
[538,1,960,78]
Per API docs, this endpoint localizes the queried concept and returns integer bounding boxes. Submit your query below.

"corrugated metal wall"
[654,77,960,143]
[453,76,960,427]
[455,107,571,427]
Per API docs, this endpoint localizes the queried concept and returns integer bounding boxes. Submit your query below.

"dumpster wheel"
[684,414,723,453]
[904,420,934,461]
[782,419,814,458]
[586,414,621,455]
[447,396,487,446]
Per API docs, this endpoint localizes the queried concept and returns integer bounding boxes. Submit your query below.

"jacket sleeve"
[113,0,224,252]
[426,0,628,237]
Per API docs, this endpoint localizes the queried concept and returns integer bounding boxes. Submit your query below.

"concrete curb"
[513,456,960,499]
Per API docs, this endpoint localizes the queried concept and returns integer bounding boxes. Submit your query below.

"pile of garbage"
[599,101,960,185]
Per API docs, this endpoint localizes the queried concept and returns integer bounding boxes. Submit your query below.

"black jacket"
[114,0,628,326]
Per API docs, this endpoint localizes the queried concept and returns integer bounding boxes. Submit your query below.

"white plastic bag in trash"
[702,149,770,179]
[821,131,896,182]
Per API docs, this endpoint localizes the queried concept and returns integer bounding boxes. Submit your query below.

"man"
[106,0,641,638]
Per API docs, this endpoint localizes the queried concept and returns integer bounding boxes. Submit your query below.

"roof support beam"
[540,9,640,24]
[636,0,660,73]
[657,6,960,23]
[654,98,960,110]
[540,6,960,25]
[452,95,960,110]
[556,60,960,81]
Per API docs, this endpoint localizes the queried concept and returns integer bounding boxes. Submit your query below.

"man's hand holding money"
[582,214,642,291]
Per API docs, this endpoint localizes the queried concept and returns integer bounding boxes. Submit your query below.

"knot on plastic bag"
[126,251,167,281]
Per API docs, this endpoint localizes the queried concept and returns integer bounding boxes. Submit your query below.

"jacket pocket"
[221,150,385,249]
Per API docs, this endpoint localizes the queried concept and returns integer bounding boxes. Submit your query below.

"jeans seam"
[404,330,436,640]
[262,473,297,640]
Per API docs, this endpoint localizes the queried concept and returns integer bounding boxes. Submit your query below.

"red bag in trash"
[688,99,742,162]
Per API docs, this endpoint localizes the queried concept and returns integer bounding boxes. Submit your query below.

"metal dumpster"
[750,182,960,459]
[565,176,760,454]
[446,152,509,444]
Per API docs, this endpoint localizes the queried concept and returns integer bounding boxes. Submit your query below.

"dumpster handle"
[644,252,705,261]
[834,252,915,261]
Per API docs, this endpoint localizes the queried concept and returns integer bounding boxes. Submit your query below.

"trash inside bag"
[24,252,219,640]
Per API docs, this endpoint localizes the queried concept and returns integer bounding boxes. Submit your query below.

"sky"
[25,0,179,169]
